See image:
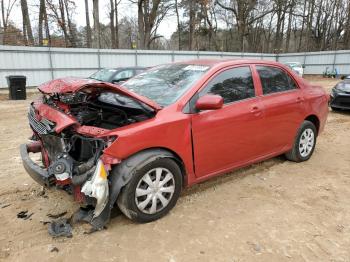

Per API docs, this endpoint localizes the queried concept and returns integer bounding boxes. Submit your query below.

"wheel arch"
[121,147,187,186]
[304,114,320,133]
[92,147,186,228]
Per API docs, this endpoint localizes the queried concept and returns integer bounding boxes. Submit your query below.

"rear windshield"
[122,64,210,106]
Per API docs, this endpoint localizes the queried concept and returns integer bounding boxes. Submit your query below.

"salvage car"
[89,67,147,84]
[20,59,329,229]
[330,75,350,111]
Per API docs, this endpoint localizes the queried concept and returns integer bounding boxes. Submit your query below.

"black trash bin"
[6,75,27,100]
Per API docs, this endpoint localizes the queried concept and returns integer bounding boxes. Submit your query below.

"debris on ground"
[47,244,59,253]
[71,207,93,224]
[17,210,33,220]
[47,211,67,219]
[48,218,73,238]
[37,187,48,198]
[1,203,11,209]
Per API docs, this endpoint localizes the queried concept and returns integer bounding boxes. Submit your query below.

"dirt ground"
[0,78,350,262]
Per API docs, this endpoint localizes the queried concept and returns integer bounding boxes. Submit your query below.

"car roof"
[175,58,285,68]
[102,67,147,70]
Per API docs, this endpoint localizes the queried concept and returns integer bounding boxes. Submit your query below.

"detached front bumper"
[20,143,54,187]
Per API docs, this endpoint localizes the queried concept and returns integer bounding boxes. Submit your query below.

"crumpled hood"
[38,77,161,111]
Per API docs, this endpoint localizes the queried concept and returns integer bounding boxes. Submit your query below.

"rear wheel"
[285,120,317,162]
[117,158,182,223]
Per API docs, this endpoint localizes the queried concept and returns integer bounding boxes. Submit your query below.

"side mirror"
[195,94,224,111]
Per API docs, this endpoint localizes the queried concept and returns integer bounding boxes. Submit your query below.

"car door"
[254,65,306,153]
[190,66,266,178]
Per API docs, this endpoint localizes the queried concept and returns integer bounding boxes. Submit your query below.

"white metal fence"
[0,45,349,88]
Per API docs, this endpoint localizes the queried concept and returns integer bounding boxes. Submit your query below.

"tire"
[331,106,341,112]
[285,120,317,162]
[117,158,182,223]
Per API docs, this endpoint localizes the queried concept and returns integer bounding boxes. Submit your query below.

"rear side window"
[256,66,297,95]
[201,66,255,104]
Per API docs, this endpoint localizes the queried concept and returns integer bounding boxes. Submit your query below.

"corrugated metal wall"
[0,45,349,88]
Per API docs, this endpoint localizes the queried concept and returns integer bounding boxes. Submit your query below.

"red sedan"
[21,59,328,229]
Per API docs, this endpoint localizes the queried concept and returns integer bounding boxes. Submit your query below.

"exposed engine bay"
[43,89,154,130]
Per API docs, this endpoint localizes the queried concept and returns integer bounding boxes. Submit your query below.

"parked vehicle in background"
[21,59,328,230]
[89,67,147,84]
[330,76,350,111]
[284,62,304,77]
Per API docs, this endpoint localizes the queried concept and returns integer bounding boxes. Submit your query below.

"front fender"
[90,149,180,229]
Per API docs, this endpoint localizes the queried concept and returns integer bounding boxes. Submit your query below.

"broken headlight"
[81,160,109,218]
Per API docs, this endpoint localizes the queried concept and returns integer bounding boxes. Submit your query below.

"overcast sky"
[10,0,177,39]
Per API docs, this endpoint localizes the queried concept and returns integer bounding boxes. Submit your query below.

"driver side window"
[199,66,255,104]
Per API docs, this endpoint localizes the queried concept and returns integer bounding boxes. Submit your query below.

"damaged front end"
[20,78,158,230]
[20,124,113,229]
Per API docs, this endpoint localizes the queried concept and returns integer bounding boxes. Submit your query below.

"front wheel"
[285,120,317,162]
[117,158,182,223]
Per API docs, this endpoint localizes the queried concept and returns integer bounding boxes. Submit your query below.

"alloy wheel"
[135,167,175,214]
[299,128,315,157]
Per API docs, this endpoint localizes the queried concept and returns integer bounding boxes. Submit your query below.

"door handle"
[251,106,262,115]
[296,97,304,103]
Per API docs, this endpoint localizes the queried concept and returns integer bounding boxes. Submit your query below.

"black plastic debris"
[47,211,67,219]
[71,207,94,224]
[50,247,59,253]
[71,207,107,234]
[17,210,28,218]
[17,210,33,220]
[1,204,11,209]
[48,219,72,238]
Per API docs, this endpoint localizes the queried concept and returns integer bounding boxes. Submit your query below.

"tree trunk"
[92,0,100,48]
[38,0,45,46]
[285,2,294,52]
[114,0,119,48]
[110,0,116,48]
[1,0,6,32]
[20,0,34,45]
[298,0,307,51]
[137,0,145,49]
[84,0,92,48]
[306,0,315,51]
[64,0,77,47]
[188,1,195,50]
[22,17,27,45]
[342,1,350,49]
[175,0,181,50]
[43,2,51,46]
[137,0,161,49]
[58,0,69,46]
